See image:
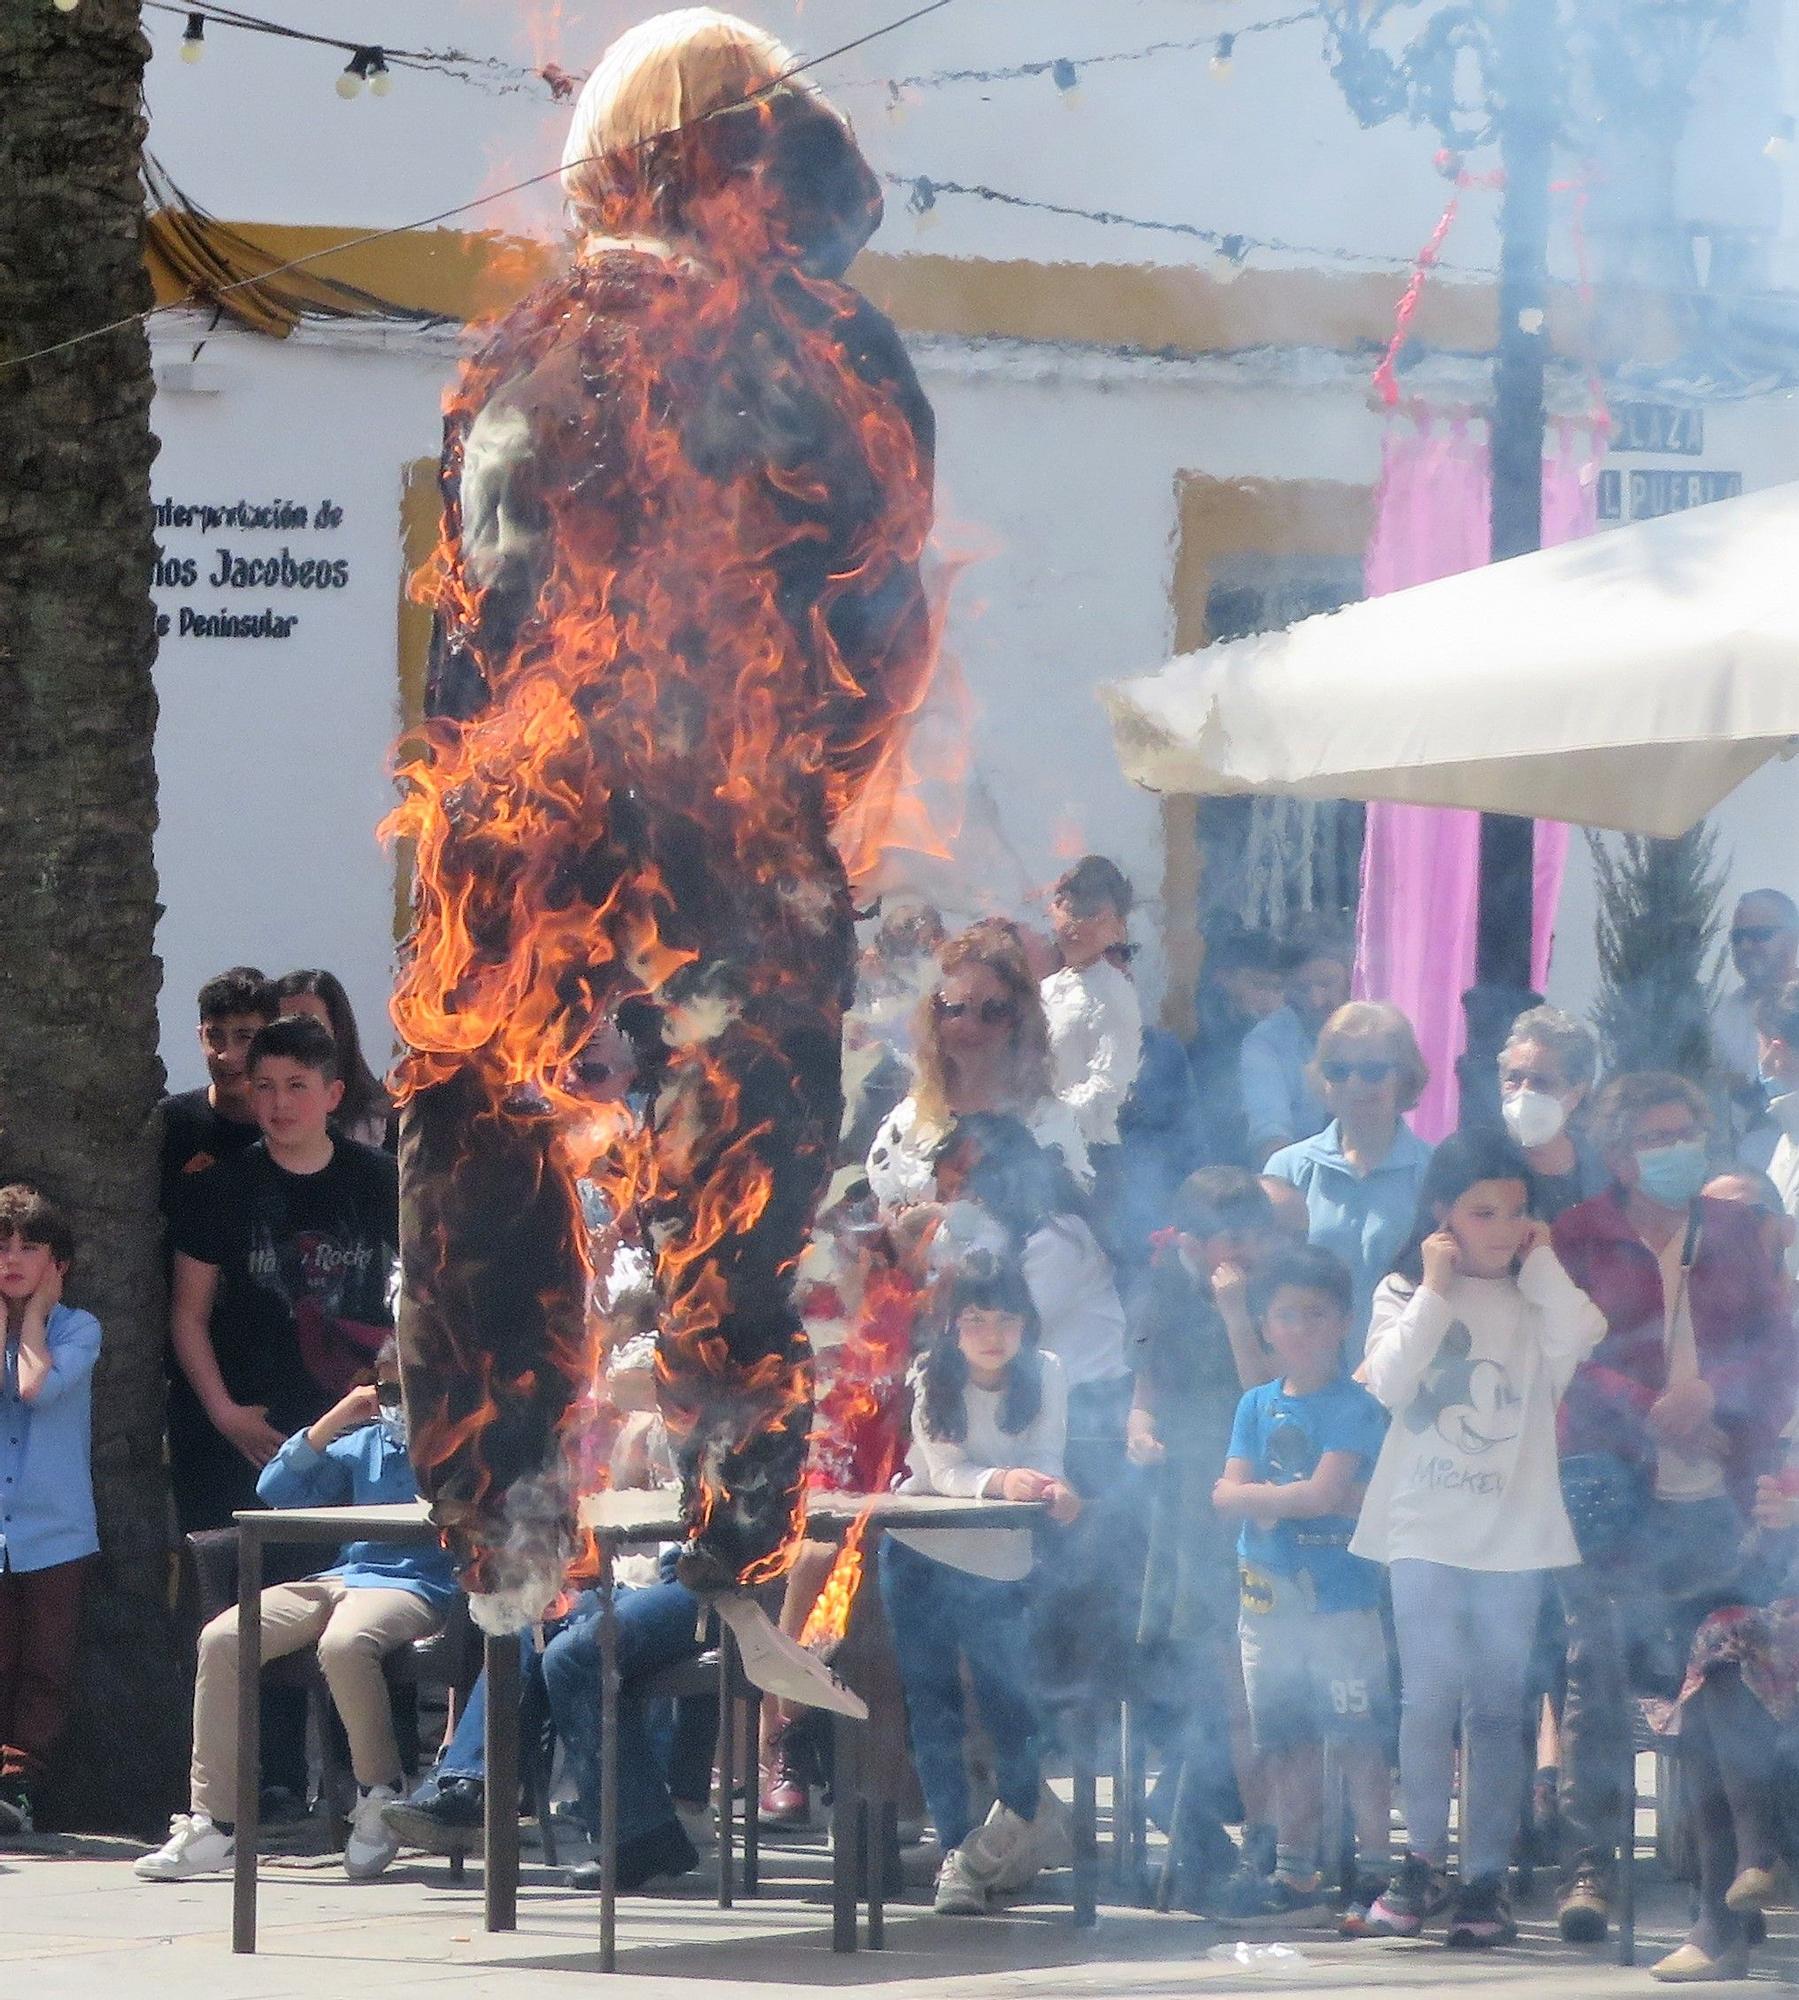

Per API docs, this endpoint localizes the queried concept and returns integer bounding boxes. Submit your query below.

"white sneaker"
[932,1844,988,1915]
[964,1801,1036,1893]
[344,1784,401,1880]
[135,1812,235,1881]
[674,1799,718,1853]
[999,1784,1071,1888]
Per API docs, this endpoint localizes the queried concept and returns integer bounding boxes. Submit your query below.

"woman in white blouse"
[864,921,1088,1215]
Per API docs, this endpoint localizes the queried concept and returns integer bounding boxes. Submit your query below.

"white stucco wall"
[148,324,454,1083]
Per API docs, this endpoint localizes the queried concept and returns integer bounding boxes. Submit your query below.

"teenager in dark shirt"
[158,967,280,1219]
[169,1015,399,1529]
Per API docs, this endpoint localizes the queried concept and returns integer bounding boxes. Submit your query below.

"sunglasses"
[1321,1059,1397,1086]
[1732,924,1787,947]
[934,996,1015,1025]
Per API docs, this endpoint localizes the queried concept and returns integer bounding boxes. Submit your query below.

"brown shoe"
[1557,1860,1611,1944]
[758,1737,809,1827]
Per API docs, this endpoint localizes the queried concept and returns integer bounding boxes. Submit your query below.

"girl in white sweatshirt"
[880,1260,1081,1916]
[1351,1129,1605,1948]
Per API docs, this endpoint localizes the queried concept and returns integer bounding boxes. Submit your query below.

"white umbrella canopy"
[1102,479,1799,839]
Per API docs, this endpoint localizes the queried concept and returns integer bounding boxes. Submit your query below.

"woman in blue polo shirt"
[1264,1002,1434,1353]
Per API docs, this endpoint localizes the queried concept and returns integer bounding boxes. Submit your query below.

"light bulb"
[1052,57,1080,100]
[52,0,81,15]
[180,13,204,61]
[1211,33,1236,80]
[338,49,369,97]
[368,53,391,97]
[1213,233,1248,283]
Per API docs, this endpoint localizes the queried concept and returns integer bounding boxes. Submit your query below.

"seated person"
[383,1332,717,1892]
[135,1339,455,1882]
[1652,1452,1799,1983]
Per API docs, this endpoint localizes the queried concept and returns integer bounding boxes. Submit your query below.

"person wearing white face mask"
[1754,979,1799,1256]
[1496,1007,1607,1223]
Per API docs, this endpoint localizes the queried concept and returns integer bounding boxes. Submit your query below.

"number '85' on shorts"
[1237,1564,1394,1756]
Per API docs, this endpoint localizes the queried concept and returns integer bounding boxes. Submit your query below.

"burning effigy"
[388,9,935,1630]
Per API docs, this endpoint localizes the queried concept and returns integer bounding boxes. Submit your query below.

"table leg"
[717,1626,735,1911]
[831,1713,861,1953]
[484,1632,520,1933]
[600,1556,619,1974]
[1071,1708,1099,1929]
[231,1526,263,1955]
[1616,1725,1636,1968]
[866,1797,892,1949]
[741,1666,759,1897]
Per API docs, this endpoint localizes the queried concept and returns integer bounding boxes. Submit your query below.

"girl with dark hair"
[1349,1129,1604,1947]
[275,969,394,1150]
[879,1262,1080,1916]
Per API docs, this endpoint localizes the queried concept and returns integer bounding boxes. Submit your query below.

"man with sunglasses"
[1715,891,1799,1168]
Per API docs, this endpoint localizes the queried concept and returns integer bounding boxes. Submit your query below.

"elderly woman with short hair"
[1262,1000,1433,1351]
[1498,1005,1606,1222]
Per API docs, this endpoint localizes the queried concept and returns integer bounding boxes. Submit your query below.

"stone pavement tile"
[4,1847,1795,2000]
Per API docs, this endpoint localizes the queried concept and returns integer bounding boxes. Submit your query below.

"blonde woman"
[865,922,1089,1216]
[1263,1001,1433,1348]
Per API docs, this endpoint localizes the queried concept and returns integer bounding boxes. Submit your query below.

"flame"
[389,101,935,1614]
[796,1260,921,1647]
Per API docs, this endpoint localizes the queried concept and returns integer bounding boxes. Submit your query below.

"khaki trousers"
[191,1579,440,1820]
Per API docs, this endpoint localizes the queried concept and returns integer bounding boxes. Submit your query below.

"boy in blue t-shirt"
[1212,1245,1391,1919]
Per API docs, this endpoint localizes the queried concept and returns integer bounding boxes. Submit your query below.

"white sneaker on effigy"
[713,1596,866,1718]
[135,1812,236,1881]
[345,1784,402,1880]
[986,1786,1073,1893]
[933,1845,989,1915]
[961,1802,1036,1893]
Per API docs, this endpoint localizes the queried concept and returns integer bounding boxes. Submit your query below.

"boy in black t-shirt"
[170,1015,399,1529]
[159,967,280,1220]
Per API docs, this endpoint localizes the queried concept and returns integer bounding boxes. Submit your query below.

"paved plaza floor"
[4,1806,1796,2000]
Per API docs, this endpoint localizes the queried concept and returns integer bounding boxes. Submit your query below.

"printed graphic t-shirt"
[1227,1373,1387,1611]
[174,1139,399,1433]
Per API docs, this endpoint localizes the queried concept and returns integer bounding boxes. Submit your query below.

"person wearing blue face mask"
[1547,1074,1797,1950]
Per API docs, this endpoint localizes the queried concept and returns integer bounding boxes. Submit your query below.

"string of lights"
[4,0,960,373]
[66,0,1331,107]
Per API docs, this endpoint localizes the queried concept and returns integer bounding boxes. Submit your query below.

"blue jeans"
[437,1578,711,1849]
[879,1535,1041,1852]
[541,1578,710,1848]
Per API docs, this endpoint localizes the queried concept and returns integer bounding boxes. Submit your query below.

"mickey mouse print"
[1351,1250,1607,1572]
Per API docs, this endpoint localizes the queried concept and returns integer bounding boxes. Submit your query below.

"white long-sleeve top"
[1349,1245,1605,1573]
[890,1349,1068,1580]
[1041,960,1142,1149]
[1021,1217,1128,1389]
[864,1092,1091,1215]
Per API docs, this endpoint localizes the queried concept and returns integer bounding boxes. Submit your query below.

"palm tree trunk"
[0,0,184,1833]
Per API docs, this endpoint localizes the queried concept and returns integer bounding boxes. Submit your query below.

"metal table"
[231,1490,1066,1967]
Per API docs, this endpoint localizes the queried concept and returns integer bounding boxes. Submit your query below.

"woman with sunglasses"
[865,923,1090,1217]
[1263,1001,1434,1356]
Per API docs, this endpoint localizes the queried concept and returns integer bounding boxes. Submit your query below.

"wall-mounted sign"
[150,495,348,641]
[1597,467,1742,524]
[1609,402,1705,456]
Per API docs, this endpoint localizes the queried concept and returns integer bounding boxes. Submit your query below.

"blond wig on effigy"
[558,8,879,275]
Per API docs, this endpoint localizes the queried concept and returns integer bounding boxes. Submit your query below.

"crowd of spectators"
[4,876,1799,1979]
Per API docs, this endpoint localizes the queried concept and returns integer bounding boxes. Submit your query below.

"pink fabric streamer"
[1353,419,1598,1141]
